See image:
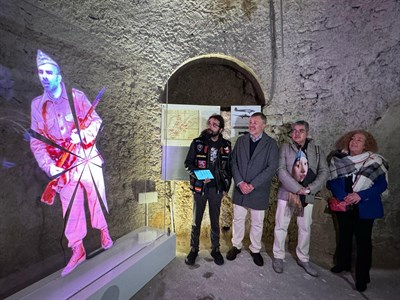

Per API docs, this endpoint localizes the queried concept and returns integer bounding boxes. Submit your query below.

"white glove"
[49,164,64,177]
[70,129,83,144]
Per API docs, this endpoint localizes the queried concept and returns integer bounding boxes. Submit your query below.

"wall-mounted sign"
[161,104,220,180]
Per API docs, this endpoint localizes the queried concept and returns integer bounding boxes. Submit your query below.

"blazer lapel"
[243,134,251,163]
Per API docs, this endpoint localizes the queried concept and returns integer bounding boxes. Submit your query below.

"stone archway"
[161,54,266,110]
[160,54,267,252]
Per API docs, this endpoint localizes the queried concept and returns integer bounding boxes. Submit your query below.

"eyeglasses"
[207,121,220,128]
[291,129,307,134]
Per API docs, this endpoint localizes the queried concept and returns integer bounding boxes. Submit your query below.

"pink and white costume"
[30,83,108,248]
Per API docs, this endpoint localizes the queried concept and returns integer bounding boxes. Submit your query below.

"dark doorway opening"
[161,55,265,111]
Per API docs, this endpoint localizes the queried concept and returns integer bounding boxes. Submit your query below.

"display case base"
[7,227,176,300]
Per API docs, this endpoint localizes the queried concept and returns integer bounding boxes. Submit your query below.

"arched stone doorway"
[161,54,266,110]
[160,54,267,251]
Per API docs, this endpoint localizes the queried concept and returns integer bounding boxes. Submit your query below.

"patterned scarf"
[329,151,389,192]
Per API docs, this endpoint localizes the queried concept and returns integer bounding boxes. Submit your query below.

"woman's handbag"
[328,197,347,212]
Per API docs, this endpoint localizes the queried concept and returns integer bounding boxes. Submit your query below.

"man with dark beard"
[184,114,232,266]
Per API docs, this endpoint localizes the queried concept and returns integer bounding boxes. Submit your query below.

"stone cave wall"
[0,0,399,296]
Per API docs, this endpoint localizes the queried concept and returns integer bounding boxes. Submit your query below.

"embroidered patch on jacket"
[197,144,203,152]
[197,160,206,168]
[210,147,218,164]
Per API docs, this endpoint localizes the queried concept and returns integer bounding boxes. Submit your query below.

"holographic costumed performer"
[30,50,112,276]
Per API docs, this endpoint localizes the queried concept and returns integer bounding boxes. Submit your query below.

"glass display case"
[0,69,174,300]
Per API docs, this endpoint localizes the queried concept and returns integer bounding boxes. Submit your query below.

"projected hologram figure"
[30,50,112,277]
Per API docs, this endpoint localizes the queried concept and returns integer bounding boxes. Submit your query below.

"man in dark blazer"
[226,112,279,266]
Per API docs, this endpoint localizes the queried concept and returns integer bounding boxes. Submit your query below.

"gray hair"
[292,120,309,132]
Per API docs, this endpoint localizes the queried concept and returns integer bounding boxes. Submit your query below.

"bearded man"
[184,114,232,266]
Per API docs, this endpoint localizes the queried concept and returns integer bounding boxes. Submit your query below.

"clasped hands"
[334,192,361,210]
[297,186,310,195]
[343,192,361,205]
[239,182,254,195]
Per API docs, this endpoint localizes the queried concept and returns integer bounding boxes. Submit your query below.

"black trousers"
[335,206,374,285]
[190,186,223,251]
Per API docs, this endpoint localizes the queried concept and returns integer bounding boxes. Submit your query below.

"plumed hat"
[37,49,60,69]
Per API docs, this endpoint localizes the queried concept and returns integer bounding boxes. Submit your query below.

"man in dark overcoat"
[226,112,279,266]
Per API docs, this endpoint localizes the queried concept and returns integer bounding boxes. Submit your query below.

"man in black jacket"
[184,114,232,266]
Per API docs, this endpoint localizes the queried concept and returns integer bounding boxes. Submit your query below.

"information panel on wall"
[161,104,220,181]
[230,105,261,141]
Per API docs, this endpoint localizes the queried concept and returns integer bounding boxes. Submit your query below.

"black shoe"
[330,265,351,273]
[226,247,241,261]
[357,275,370,284]
[250,251,264,266]
[185,250,198,266]
[211,249,224,265]
[356,282,367,292]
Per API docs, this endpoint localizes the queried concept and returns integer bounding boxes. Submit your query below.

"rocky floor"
[131,234,400,300]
